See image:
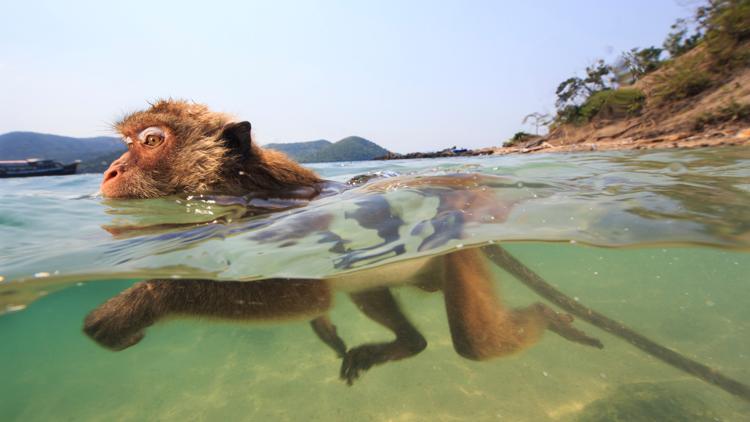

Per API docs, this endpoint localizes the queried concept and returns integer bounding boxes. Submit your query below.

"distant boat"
[0,158,79,178]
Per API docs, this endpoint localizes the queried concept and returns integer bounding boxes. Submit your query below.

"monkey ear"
[219,121,252,158]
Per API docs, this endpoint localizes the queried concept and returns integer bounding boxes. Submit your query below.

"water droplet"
[34,272,50,278]
[593,271,599,276]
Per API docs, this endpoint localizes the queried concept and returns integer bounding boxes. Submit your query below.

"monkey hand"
[83,281,162,350]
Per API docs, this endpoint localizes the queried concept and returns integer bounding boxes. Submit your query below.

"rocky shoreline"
[378,126,750,160]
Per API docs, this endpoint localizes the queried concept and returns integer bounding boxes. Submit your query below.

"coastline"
[379,127,750,160]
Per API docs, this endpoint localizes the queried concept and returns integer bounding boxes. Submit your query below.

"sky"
[1,0,697,153]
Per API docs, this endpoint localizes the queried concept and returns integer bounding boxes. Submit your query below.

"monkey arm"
[83,278,331,351]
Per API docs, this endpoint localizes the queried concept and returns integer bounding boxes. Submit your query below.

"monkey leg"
[340,287,427,385]
[310,315,347,358]
[83,278,331,351]
[442,248,601,360]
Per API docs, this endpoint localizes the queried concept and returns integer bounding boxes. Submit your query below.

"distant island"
[0,132,126,173]
[265,136,390,163]
[0,132,393,173]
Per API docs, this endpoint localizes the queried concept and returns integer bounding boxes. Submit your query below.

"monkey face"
[100,100,252,199]
[101,126,175,198]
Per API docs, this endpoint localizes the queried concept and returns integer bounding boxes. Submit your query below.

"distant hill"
[265,136,390,163]
[76,150,128,173]
[0,131,390,175]
[264,139,332,161]
[0,132,125,173]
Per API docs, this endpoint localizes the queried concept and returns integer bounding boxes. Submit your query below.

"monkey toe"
[339,337,425,385]
[340,344,387,385]
[545,316,604,349]
[532,303,604,349]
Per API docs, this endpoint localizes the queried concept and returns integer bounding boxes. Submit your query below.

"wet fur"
[111,99,320,198]
[87,100,603,385]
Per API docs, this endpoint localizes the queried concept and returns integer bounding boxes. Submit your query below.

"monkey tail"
[481,244,750,403]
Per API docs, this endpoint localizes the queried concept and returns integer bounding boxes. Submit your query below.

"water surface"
[0,148,748,420]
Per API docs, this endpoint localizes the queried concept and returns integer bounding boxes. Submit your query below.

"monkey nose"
[103,167,119,184]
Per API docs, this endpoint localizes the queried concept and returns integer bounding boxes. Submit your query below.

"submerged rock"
[575,382,720,422]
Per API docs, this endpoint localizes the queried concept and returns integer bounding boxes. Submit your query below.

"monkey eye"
[138,127,165,148]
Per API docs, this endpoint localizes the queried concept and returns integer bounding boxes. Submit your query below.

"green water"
[1,149,749,420]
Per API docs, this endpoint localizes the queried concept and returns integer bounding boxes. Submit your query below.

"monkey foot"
[340,336,426,385]
[340,344,386,385]
[535,303,604,349]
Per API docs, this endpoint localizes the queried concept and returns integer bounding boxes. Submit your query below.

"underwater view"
[1,148,749,421]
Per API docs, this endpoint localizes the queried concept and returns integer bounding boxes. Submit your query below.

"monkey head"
[101,100,320,199]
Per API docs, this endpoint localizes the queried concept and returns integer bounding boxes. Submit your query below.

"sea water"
[0,148,748,421]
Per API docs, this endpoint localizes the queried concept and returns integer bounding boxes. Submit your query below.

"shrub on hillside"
[579,88,646,121]
[503,132,535,147]
[693,100,750,130]
[652,54,713,103]
[702,0,750,64]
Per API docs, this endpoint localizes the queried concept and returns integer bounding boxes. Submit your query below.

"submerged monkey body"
[86,100,602,384]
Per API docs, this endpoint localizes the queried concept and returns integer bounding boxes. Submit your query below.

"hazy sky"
[1,1,694,152]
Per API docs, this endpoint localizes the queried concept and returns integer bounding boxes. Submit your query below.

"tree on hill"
[555,60,616,109]
[617,47,664,84]
[664,18,703,57]
[523,0,750,132]
[522,112,551,135]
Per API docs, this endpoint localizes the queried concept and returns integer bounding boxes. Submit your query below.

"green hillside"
[264,140,332,161]
[265,136,390,163]
[0,132,125,163]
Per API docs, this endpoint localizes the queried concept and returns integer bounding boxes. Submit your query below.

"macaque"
[85,100,602,384]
